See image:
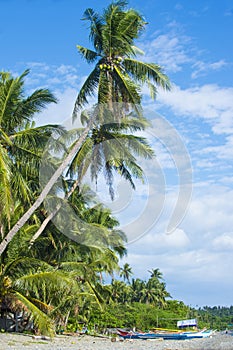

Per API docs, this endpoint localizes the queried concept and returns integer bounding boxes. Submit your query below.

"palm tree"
[0,1,170,255]
[120,263,133,283]
[73,0,170,116]
[148,268,163,280]
[130,278,145,302]
[0,70,63,255]
[110,280,127,303]
[71,110,154,199]
[28,184,127,304]
[145,270,171,307]
[29,114,154,246]
[0,256,80,336]
[0,108,93,256]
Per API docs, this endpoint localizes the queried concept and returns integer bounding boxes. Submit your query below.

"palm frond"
[13,89,57,127]
[112,133,155,159]
[13,291,55,336]
[0,70,29,126]
[124,58,171,91]
[101,115,151,133]
[0,145,13,225]
[67,137,94,179]
[102,2,126,56]
[11,168,33,204]
[82,8,104,53]
[76,45,99,63]
[4,257,51,277]
[116,9,146,48]
[97,70,111,105]
[114,66,142,114]
[72,67,100,118]
[131,45,145,55]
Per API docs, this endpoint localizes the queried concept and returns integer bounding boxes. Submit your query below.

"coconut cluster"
[99,56,123,71]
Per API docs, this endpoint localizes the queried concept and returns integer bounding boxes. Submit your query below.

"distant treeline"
[196,306,233,330]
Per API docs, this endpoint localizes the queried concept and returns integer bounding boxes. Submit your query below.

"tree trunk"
[29,178,80,247]
[64,310,70,329]
[0,225,4,240]
[0,119,93,256]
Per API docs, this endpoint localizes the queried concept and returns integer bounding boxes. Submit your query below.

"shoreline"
[0,332,233,350]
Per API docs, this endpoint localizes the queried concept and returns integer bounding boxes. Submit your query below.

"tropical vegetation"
[0,0,228,337]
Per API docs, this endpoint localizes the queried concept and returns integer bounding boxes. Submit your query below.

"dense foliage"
[197,306,233,330]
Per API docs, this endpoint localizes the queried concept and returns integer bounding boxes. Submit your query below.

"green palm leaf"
[77,45,99,63]
[114,66,142,114]
[0,145,12,224]
[82,8,104,53]
[13,291,55,336]
[124,58,171,91]
[73,67,100,118]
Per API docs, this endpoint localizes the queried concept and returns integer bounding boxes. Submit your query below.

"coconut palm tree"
[148,268,164,280]
[0,256,80,336]
[73,0,170,116]
[29,112,154,247]
[28,184,127,299]
[0,1,170,255]
[130,278,145,302]
[145,272,171,307]
[120,263,133,283]
[71,110,154,198]
[0,70,63,253]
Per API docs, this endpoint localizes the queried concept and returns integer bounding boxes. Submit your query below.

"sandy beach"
[0,332,233,350]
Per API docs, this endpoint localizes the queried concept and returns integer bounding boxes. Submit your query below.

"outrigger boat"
[117,328,214,340]
[116,329,144,339]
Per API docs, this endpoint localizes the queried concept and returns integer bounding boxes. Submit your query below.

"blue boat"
[117,328,214,340]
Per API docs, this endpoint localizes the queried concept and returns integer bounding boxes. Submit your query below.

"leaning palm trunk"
[29,177,80,246]
[0,118,93,256]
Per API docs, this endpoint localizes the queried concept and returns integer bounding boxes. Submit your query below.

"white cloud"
[22,62,80,91]
[183,185,233,239]
[192,60,228,79]
[158,84,233,137]
[140,26,229,83]
[117,178,233,306]
[130,228,190,252]
[212,233,233,251]
[35,87,78,126]
[141,32,192,72]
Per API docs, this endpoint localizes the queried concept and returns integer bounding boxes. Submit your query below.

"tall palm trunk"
[0,119,93,256]
[29,178,80,247]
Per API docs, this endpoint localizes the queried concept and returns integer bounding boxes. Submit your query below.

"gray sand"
[0,332,233,350]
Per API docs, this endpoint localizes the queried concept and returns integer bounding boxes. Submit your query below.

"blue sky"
[1,0,233,307]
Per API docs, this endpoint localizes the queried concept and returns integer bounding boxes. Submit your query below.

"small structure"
[0,303,32,332]
[177,318,197,329]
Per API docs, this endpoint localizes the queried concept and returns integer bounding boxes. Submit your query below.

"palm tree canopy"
[120,262,133,283]
[0,70,62,235]
[73,0,171,117]
[148,268,163,280]
[66,107,154,199]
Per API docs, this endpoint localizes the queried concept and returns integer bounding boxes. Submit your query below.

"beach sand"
[0,332,233,350]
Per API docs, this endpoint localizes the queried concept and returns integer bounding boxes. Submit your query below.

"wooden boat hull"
[117,328,214,340]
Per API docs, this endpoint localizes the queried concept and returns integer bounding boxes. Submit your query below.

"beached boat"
[117,329,188,340]
[138,332,188,340]
[117,328,214,340]
[138,329,214,340]
[116,329,144,339]
[184,329,215,338]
